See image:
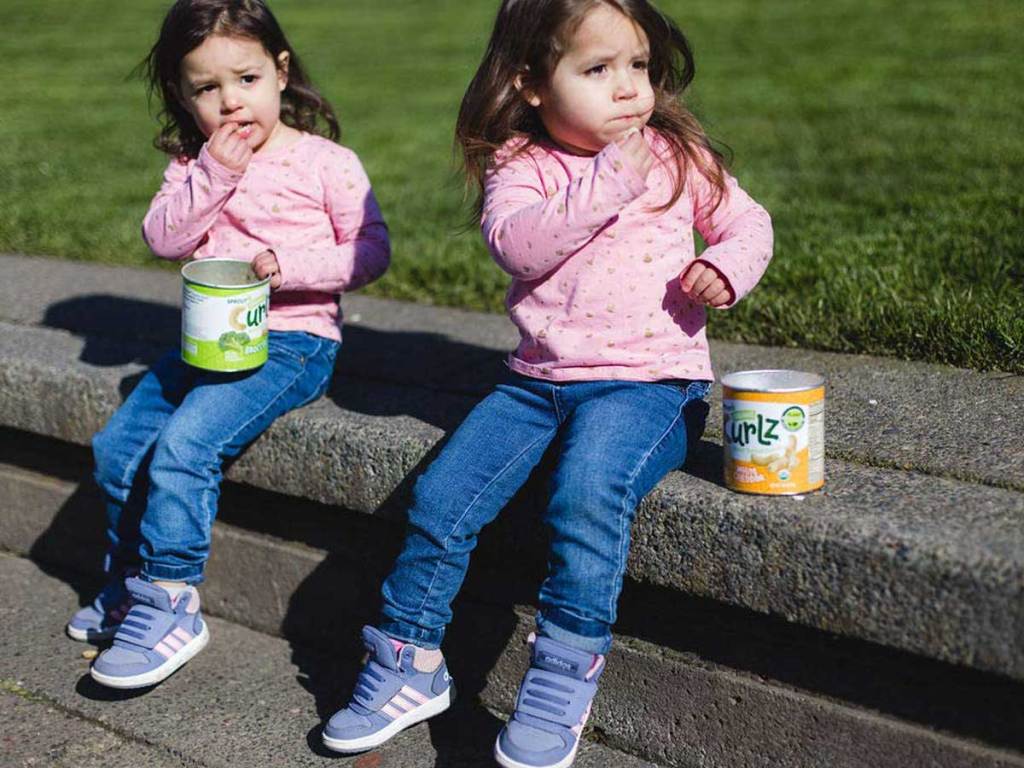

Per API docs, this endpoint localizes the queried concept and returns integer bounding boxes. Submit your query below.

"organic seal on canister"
[181,259,269,372]
[721,370,825,495]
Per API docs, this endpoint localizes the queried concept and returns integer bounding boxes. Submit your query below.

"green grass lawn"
[2,0,1022,372]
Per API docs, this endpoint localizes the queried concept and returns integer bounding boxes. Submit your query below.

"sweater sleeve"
[274,147,390,294]
[689,157,773,308]
[481,141,648,280]
[141,145,245,260]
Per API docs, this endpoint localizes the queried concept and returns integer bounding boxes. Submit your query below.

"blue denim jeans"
[379,374,711,654]
[92,330,338,584]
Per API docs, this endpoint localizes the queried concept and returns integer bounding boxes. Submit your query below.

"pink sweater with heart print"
[482,131,773,382]
[142,133,390,342]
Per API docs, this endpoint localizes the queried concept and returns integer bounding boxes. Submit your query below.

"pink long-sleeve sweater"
[482,131,773,382]
[142,132,390,342]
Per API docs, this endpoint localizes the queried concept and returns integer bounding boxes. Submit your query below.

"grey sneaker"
[323,626,454,753]
[90,578,209,689]
[494,633,605,768]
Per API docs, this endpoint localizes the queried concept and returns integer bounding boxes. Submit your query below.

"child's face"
[526,4,654,155]
[178,34,288,153]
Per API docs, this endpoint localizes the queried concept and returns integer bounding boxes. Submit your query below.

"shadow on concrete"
[12,290,1024,757]
[74,673,156,702]
[39,294,507,432]
[218,442,542,767]
[12,427,1024,756]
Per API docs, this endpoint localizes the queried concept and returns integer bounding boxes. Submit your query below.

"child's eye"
[241,74,258,84]
[585,64,607,76]
[196,85,216,95]
[633,60,649,71]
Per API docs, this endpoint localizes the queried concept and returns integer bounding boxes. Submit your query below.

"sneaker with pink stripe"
[90,578,209,690]
[322,626,453,753]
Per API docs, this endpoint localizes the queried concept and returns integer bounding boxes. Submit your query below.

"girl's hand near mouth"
[616,126,654,180]
[208,121,253,173]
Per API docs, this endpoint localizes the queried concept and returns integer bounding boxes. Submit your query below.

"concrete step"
[0,554,665,768]
[2,682,196,768]
[2,253,1021,492]
[2,321,1022,682]
[3,453,1024,768]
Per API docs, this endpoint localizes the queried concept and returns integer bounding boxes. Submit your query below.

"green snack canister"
[181,259,270,372]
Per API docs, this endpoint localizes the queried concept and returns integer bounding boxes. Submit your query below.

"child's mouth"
[236,123,255,139]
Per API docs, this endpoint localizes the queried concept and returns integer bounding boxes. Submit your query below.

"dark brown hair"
[456,0,727,218]
[143,0,339,159]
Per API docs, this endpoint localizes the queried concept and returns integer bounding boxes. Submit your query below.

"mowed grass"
[1,0,1022,372]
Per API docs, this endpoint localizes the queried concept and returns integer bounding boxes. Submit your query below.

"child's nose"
[614,71,638,100]
[220,88,243,113]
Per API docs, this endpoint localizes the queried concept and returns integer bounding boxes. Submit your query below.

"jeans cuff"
[536,609,612,655]
[377,619,444,650]
[142,562,205,585]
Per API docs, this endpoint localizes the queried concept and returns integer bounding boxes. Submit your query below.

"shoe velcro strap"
[114,606,177,650]
[354,660,404,711]
[515,668,596,729]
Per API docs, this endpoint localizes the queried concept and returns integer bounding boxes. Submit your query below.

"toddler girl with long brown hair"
[323,2,771,765]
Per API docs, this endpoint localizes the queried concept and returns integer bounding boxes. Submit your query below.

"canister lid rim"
[721,369,825,393]
[182,258,269,289]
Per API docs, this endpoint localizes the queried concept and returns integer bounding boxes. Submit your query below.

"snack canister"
[721,370,825,495]
[181,259,270,372]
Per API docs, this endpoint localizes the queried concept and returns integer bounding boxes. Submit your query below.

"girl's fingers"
[617,130,653,177]
[210,122,238,149]
[707,288,732,307]
[679,262,703,293]
[252,251,279,280]
[698,278,725,301]
[208,123,252,171]
[690,268,717,296]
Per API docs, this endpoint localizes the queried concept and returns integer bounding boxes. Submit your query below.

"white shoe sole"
[322,686,452,753]
[90,622,210,689]
[66,623,117,642]
[494,734,581,768]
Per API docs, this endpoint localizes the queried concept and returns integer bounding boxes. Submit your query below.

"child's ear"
[513,69,542,107]
[276,51,290,91]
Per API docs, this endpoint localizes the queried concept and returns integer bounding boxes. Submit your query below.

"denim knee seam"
[95,430,158,505]
[415,426,559,615]
[142,338,334,581]
[609,400,689,620]
[214,356,317,454]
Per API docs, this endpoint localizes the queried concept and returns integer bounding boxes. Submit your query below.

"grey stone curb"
[1,253,1021,492]
[1,321,1023,681]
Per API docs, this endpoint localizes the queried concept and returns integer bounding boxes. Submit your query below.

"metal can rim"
[721,369,825,394]
[181,258,270,290]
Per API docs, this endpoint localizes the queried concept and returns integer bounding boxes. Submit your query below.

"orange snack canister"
[721,370,825,495]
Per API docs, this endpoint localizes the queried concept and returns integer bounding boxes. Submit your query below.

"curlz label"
[723,380,824,495]
[181,281,269,372]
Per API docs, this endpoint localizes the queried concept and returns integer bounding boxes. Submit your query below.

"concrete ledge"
[2,318,1023,685]
[3,253,1022,491]
[1,253,1022,683]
